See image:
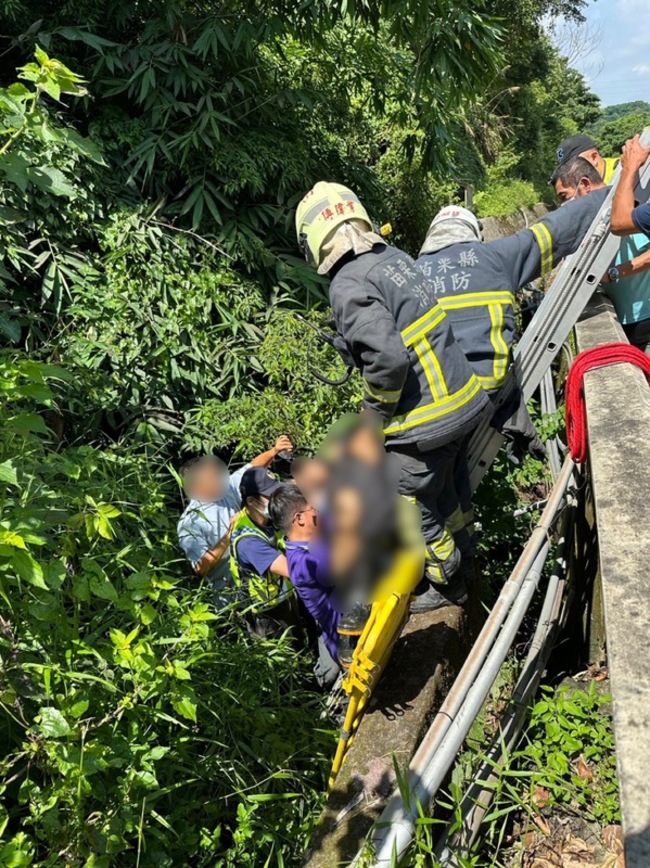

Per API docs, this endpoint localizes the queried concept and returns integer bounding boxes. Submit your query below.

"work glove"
[491,389,546,466]
[330,333,355,368]
[502,426,547,466]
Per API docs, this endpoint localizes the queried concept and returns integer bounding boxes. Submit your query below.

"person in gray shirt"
[177,436,292,604]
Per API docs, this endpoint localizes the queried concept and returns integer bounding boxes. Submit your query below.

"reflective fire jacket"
[328,244,490,449]
[416,188,609,392]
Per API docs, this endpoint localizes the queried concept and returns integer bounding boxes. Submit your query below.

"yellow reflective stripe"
[415,338,442,401]
[438,290,513,309]
[445,506,465,535]
[425,338,449,398]
[414,338,449,402]
[400,305,446,346]
[384,375,483,435]
[426,530,456,563]
[478,373,503,391]
[438,292,513,391]
[363,378,402,404]
[531,222,553,276]
[489,303,509,384]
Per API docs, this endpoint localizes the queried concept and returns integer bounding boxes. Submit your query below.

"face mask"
[255,499,270,519]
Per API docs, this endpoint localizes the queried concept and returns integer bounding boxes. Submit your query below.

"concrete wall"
[481,204,550,243]
[574,294,650,867]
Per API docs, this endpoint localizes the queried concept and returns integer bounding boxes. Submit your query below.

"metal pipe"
[435,501,574,863]
[355,457,574,866]
[366,543,551,865]
[540,368,562,482]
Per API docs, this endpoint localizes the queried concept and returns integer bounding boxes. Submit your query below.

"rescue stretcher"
[328,543,424,789]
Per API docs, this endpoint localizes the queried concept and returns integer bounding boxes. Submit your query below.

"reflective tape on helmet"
[295,181,372,268]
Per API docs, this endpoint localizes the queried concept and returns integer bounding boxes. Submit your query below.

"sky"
[559,0,650,107]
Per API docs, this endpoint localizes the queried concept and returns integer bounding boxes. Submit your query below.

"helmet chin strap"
[298,232,314,265]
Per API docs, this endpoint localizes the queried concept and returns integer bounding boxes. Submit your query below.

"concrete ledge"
[481,204,549,243]
[304,605,471,867]
[575,294,650,866]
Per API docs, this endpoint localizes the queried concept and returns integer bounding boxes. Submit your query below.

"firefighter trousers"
[390,437,469,585]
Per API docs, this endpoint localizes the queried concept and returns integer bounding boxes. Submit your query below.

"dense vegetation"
[587,100,650,157]
[0,0,631,864]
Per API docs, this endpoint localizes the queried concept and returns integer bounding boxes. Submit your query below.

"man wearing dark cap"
[554,133,619,184]
[229,466,298,637]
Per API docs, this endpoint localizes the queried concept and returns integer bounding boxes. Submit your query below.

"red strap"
[565,343,650,463]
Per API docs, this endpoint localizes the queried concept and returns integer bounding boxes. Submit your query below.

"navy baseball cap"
[240,467,282,500]
[556,134,598,167]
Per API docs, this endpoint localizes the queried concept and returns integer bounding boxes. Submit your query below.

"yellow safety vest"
[602,157,620,185]
[229,511,291,609]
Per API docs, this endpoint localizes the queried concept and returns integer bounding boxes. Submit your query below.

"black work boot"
[409,573,468,613]
[337,602,371,668]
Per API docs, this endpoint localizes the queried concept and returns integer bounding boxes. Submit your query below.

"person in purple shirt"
[268,484,342,689]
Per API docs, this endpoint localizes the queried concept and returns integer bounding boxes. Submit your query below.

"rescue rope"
[565,343,650,462]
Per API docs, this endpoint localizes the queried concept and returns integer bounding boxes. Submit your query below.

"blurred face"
[188,461,228,502]
[346,425,384,466]
[292,458,329,509]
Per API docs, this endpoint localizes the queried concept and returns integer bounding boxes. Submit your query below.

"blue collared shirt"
[177,463,251,586]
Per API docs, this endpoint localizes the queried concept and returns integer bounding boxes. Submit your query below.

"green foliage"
[595,100,650,124]
[57,225,269,440]
[521,683,620,823]
[475,177,538,218]
[407,682,620,867]
[471,29,601,205]
[184,309,364,456]
[0,353,331,865]
[589,110,650,158]
[0,5,613,865]
[0,48,105,343]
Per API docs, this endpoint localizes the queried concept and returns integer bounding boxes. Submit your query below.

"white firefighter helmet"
[419,205,482,256]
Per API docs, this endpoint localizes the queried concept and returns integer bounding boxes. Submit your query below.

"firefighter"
[415,191,610,555]
[295,182,491,611]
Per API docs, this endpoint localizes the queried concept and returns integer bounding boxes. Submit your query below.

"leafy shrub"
[521,683,619,823]
[474,147,539,218]
[0,354,331,866]
[183,308,364,457]
[474,179,539,219]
